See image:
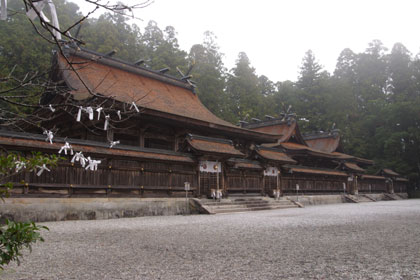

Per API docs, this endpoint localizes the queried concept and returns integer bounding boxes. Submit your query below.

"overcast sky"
[74,0,420,82]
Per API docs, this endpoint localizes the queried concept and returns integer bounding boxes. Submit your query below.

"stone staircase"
[194,196,300,214]
[344,194,376,203]
[383,193,404,200]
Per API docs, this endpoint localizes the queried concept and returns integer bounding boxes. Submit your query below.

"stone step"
[361,194,378,202]
[357,195,375,202]
[384,193,403,200]
[203,199,292,207]
[206,201,293,210]
[396,193,408,199]
[203,200,265,206]
[211,204,298,214]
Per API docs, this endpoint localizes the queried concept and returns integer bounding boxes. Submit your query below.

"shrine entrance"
[198,161,222,198]
[263,166,280,197]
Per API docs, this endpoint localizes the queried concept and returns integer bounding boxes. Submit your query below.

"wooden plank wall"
[5,150,399,197]
[358,179,387,193]
[281,174,346,194]
[394,181,407,193]
[225,170,262,194]
[8,154,197,198]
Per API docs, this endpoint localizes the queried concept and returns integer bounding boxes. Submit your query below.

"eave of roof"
[361,175,387,180]
[280,142,337,159]
[186,134,244,157]
[396,177,409,182]
[227,158,263,169]
[0,131,194,163]
[381,168,400,176]
[354,157,374,165]
[255,146,297,164]
[283,165,348,177]
[57,49,278,143]
[343,162,365,173]
[331,152,355,160]
[304,135,340,153]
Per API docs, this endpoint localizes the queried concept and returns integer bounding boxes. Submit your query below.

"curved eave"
[186,138,244,158]
[361,175,387,180]
[145,108,279,143]
[0,132,194,163]
[255,149,297,165]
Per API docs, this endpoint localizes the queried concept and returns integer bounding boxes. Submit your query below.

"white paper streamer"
[130,102,139,113]
[43,130,54,144]
[26,0,61,40]
[46,0,61,40]
[273,189,280,199]
[15,161,26,173]
[76,106,82,122]
[71,151,87,167]
[49,104,56,112]
[85,106,94,120]
[109,140,120,148]
[58,142,73,155]
[104,115,110,130]
[26,0,49,22]
[85,157,101,171]
[210,189,223,199]
[1,0,7,20]
[117,110,121,120]
[36,164,50,176]
[96,107,103,120]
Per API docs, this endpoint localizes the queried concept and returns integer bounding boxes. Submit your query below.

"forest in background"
[1,0,419,186]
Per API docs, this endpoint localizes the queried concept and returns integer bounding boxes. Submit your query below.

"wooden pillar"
[197,167,201,197]
[260,173,264,196]
[241,170,246,193]
[107,158,113,197]
[262,173,266,196]
[168,168,173,196]
[221,162,225,193]
[139,128,146,148]
[354,175,359,195]
[107,128,114,142]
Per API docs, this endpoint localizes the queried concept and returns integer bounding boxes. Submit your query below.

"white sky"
[72,0,420,82]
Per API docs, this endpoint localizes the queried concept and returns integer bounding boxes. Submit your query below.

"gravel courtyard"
[2,199,420,280]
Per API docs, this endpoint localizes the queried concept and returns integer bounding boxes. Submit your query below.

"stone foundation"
[0,197,195,223]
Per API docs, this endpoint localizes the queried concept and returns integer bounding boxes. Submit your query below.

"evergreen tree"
[226,52,264,123]
[188,31,228,119]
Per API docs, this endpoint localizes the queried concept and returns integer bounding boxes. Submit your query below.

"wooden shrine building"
[0,46,409,198]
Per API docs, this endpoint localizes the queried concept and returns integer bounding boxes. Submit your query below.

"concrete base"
[285,195,347,206]
[0,197,195,223]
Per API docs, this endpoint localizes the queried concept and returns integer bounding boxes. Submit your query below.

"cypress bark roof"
[343,162,365,173]
[56,48,277,143]
[227,158,263,169]
[380,169,400,176]
[361,175,387,180]
[254,146,297,164]
[185,134,244,157]
[283,165,348,177]
[304,135,340,153]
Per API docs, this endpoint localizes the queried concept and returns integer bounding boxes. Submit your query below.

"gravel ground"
[2,199,420,280]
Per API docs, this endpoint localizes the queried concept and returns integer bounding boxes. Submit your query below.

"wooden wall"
[358,179,387,193]
[281,174,346,194]
[5,150,400,197]
[8,154,197,198]
[225,170,263,195]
